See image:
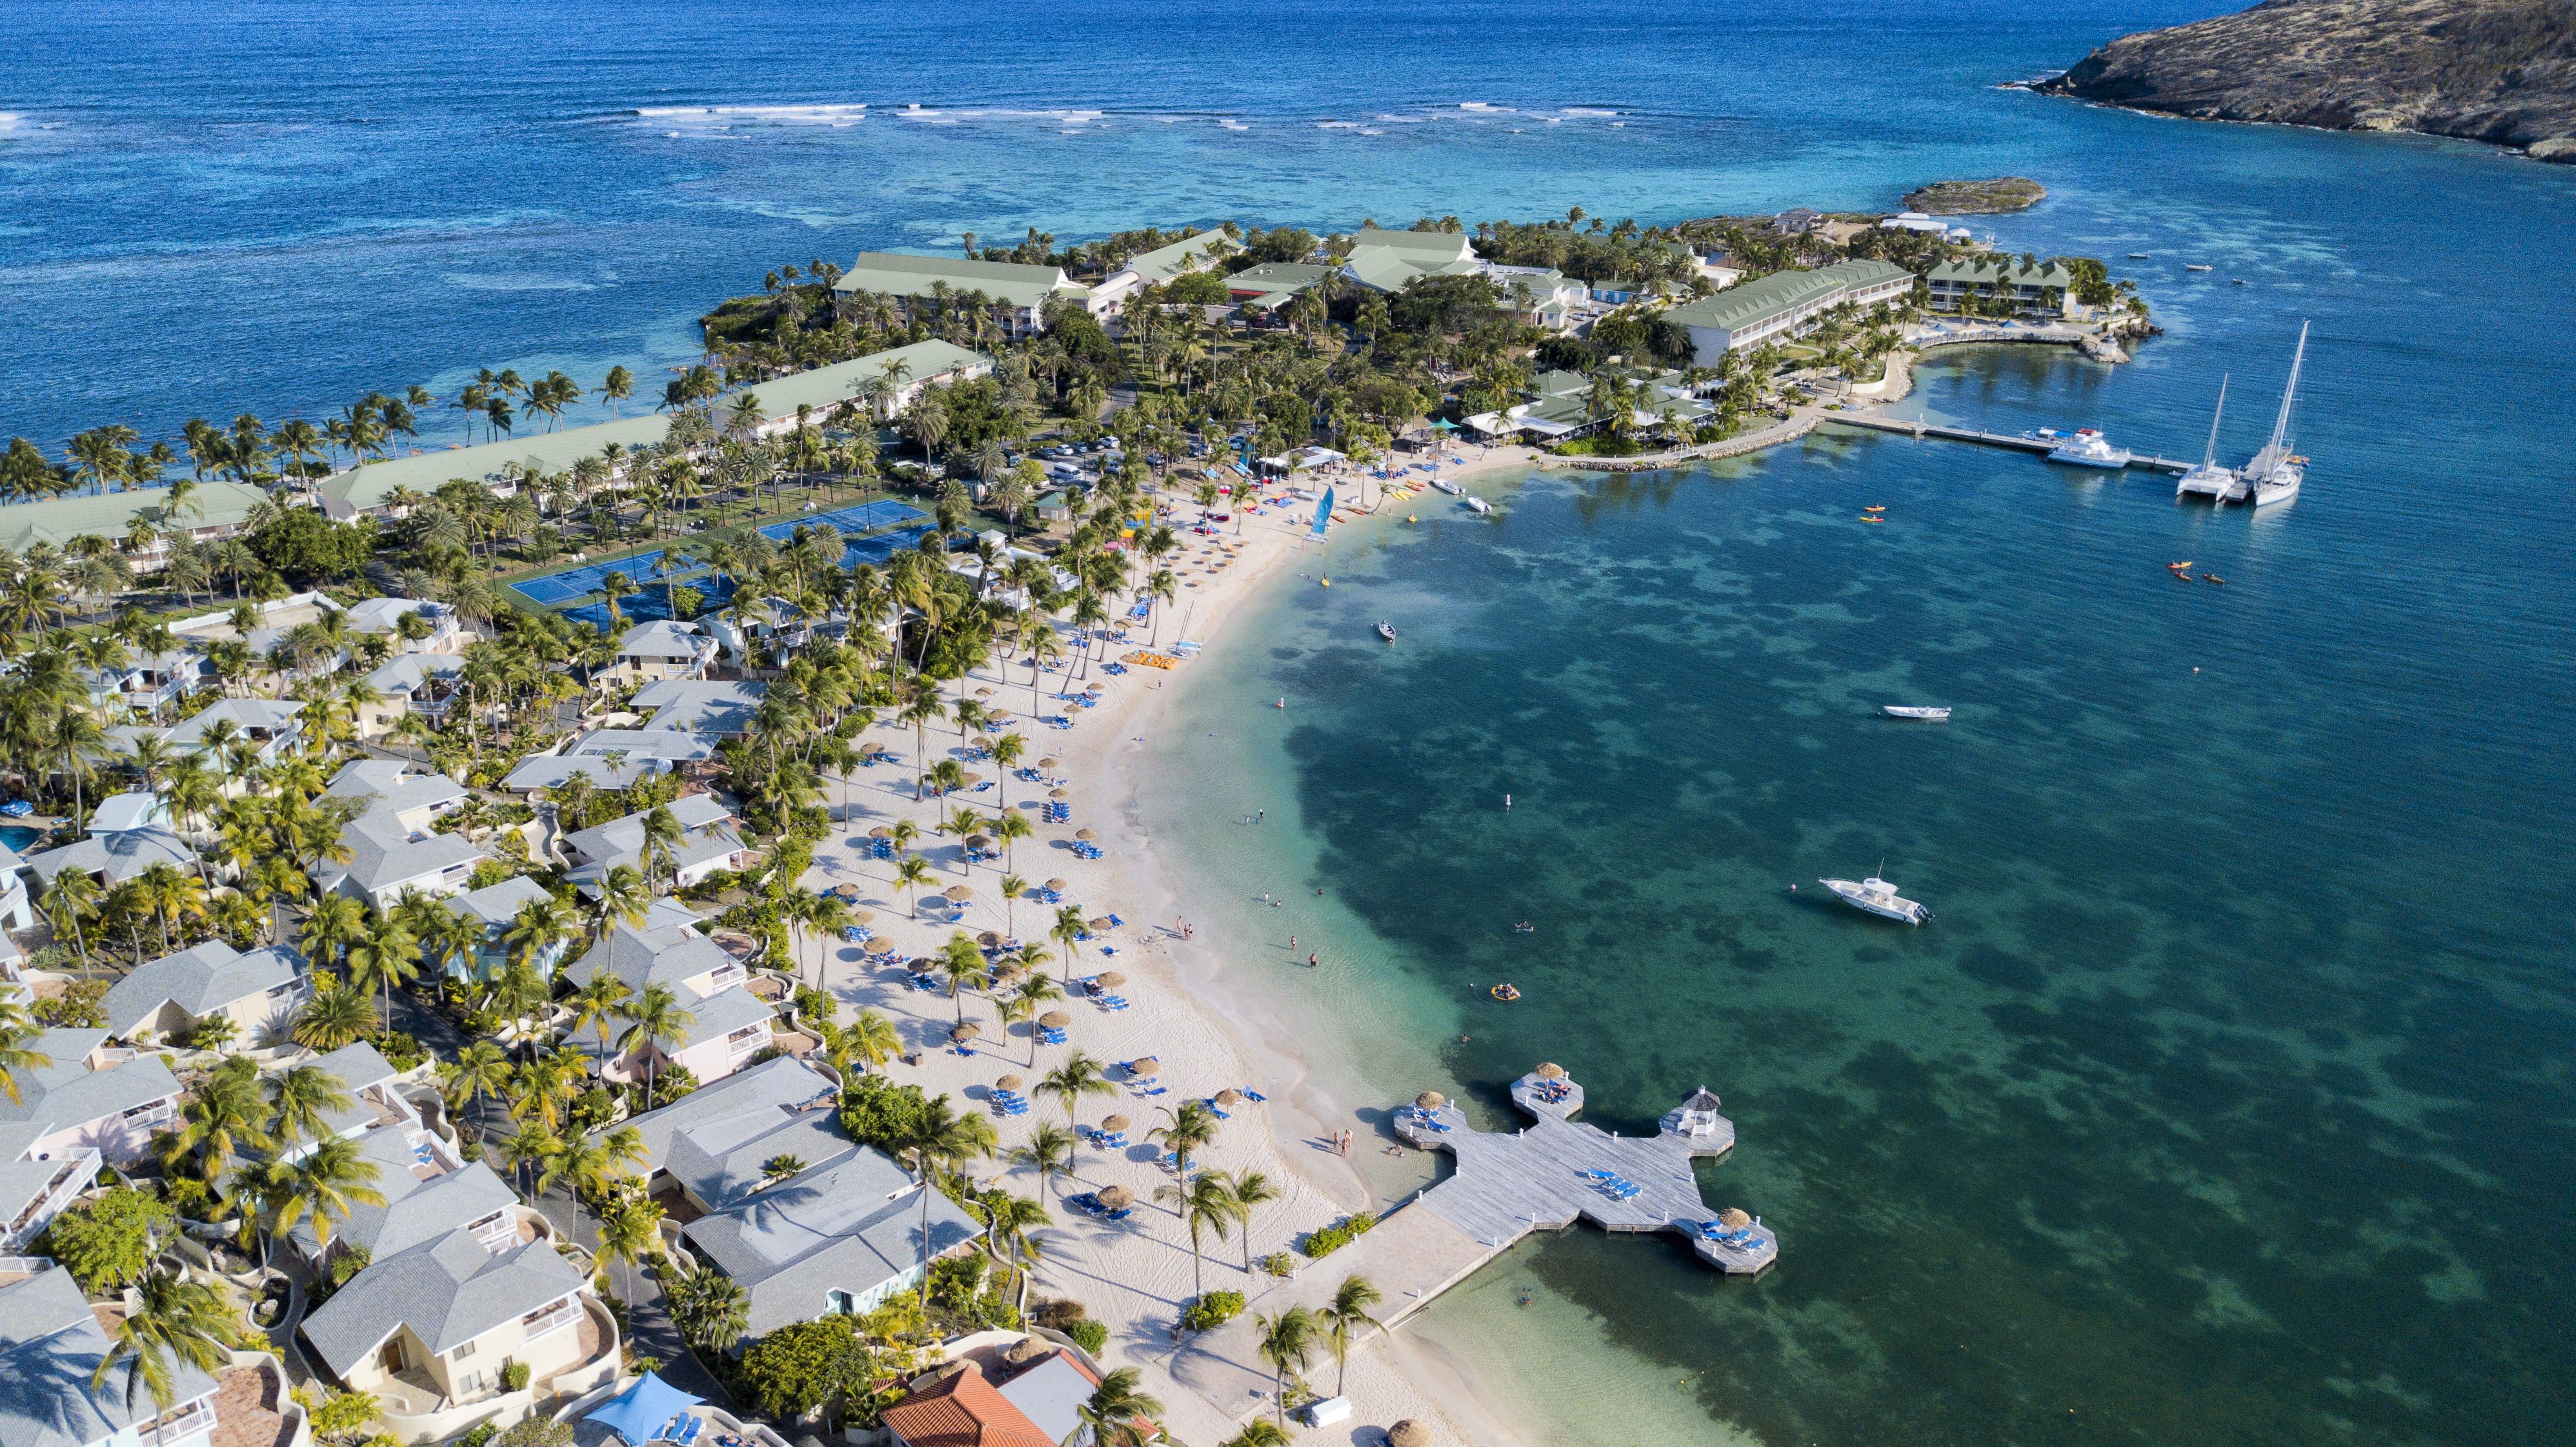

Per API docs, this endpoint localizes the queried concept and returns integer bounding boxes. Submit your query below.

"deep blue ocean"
[9,3,2573,1444]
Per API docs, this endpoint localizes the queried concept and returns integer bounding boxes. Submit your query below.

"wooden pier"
[1824,412,2193,473]
[1166,1067,1773,1425]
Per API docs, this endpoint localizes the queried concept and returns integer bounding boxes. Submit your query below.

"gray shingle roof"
[631,680,767,735]
[666,1112,855,1213]
[562,796,740,887]
[681,1149,976,1337]
[452,876,555,930]
[23,828,196,888]
[567,730,719,764]
[314,801,487,899]
[501,753,664,794]
[305,1041,401,1139]
[295,1128,519,1260]
[610,1057,840,1177]
[299,1227,585,1377]
[363,652,467,701]
[0,1268,221,1447]
[99,942,304,1038]
[0,1029,181,1133]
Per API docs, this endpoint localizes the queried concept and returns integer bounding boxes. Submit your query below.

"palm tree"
[976,1192,1051,1316]
[1071,1366,1164,1447]
[892,853,934,918]
[1007,1120,1077,1205]
[541,1124,647,1204]
[272,1135,388,1250]
[1038,1051,1116,1157]
[1149,1098,1221,1176]
[595,1196,665,1300]
[1321,1273,1383,1396]
[615,984,695,1108]
[1229,1171,1281,1273]
[166,1060,273,1181]
[1155,1171,1241,1302]
[291,983,374,1052]
[342,914,421,1028]
[264,1062,353,1145]
[567,972,634,1057]
[1253,1306,1319,1426]
[438,1039,516,1119]
[90,1266,245,1414]
[936,931,985,1022]
[898,1097,996,1305]
[0,1006,51,1106]
[1220,1422,1291,1447]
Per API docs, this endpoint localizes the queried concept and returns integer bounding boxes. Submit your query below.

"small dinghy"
[1490,982,1522,1001]
[1881,705,1951,721]
[1464,495,1493,514]
[1375,621,1397,642]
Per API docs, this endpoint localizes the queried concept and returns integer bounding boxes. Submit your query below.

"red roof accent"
[880,1363,1056,1447]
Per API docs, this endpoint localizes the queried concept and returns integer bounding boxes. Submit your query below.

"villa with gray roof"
[23,823,197,891]
[612,620,719,683]
[563,794,747,898]
[0,1028,183,1168]
[0,1267,228,1447]
[312,763,487,909]
[631,678,767,736]
[99,941,307,1046]
[443,876,568,982]
[358,653,468,737]
[613,1055,840,1184]
[833,253,1094,337]
[683,1144,978,1337]
[563,899,774,1086]
[0,1123,97,1255]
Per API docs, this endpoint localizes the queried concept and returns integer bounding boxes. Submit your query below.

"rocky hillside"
[2035,0,2576,161]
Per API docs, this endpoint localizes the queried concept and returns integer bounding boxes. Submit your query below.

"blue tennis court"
[843,525,935,567]
[561,572,736,631]
[512,549,680,605]
[757,498,926,544]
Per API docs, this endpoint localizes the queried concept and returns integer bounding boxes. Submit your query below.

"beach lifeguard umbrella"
[1038,1010,1071,1029]
[1097,1186,1134,1210]
[1046,878,1069,891]
[1534,1062,1566,1079]
[1388,1422,1431,1447]
[1048,788,1069,800]
[1214,1089,1245,1107]
[1415,1091,1445,1109]
[944,885,975,902]
[1717,1208,1753,1231]
[1095,971,1127,989]
[1100,1114,1131,1133]
[995,1074,1025,1092]
[951,1022,981,1042]
[1074,827,1098,841]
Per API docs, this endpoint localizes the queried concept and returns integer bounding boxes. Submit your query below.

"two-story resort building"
[563,900,775,1087]
[1664,258,1915,365]
[563,795,747,899]
[832,254,1096,338]
[0,1028,183,1171]
[0,1264,312,1447]
[98,941,307,1048]
[0,481,271,573]
[312,760,488,910]
[1924,256,2080,319]
[1087,232,1240,316]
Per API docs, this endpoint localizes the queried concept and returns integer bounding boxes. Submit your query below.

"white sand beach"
[792,447,1545,1447]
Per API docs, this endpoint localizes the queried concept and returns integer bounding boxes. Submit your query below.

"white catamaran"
[2239,321,2310,506]
[2175,374,2238,502]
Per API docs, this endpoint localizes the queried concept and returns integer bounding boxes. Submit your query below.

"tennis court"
[561,572,736,631]
[757,498,926,544]
[842,525,936,567]
[510,549,679,605]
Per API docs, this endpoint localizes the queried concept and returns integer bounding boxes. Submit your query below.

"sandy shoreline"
[796,445,1547,1446]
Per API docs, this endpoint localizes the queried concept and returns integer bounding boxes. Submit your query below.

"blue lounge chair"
[1244,1089,1267,1102]
[1136,1084,1165,1097]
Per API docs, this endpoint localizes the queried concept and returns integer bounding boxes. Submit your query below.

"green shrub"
[498,1361,530,1392]
[839,1073,934,1155]
[1298,1211,1378,1259]
[1179,1290,1244,1332]
[458,1424,498,1447]
[34,978,106,1028]
[1259,1251,1298,1278]
[1067,1319,1108,1355]
[37,1186,171,1293]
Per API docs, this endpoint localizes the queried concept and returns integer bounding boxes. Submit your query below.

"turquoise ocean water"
[7,2,2573,1442]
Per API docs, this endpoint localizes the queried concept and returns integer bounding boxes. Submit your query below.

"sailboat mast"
[2202,374,2228,469]
[2266,321,2308,456]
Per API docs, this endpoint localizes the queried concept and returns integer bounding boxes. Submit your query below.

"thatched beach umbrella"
[1049,788,1070,800]
[1045,878,1069,892]
[1718,1208,1753,1231]
[1074,827,1098,842]
[850,908,876,925]
[988,709,1014,722]
[1100,1114,1131,1134]
[868,825,892,838]
[966,834,992,852]
[992,962,1026,989]
[944,884,975,902]
[1038,756,1059,768]
[972,734,995,750]
[978,931,1002,948]
[866,939,898,957]
[975,686,995,698]
[996,1074,1025,1093]
[1124,1055,1154,1075]
[1087,916,1113,932]
[1415,1091,1445,1109]
[1095,971,1127,989]
[1038,1010,1071,1029]
[1387,1422,1430,1447]
[1097,1186,1133,1211]
[1214,1088,1245,1108]
[951,1022,981,1042]
[1534,1062,1566,1079]
[860,740,886,756]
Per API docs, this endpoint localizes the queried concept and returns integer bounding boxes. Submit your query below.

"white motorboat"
[2175,374,2242,502]
[1881,705,1951,721]
[2240,321,2309,506]
[2184,263,2214,272]
[2046,428,2131,468]
[1375,621,1397,642]
[1818,873,1932,925]
[1429,478,1463,496]
[1464,495,1493,514]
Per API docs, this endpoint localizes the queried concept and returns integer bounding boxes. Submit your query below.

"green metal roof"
[0,480,271,550]
[1813,258,1914,290]
[1665,259,1915,336]
[1927,257,2072,288]
[1342,248,1481,294]
[832,252,1088,309]
[746,340,993,419]
[1224,262,1331,295]
[321,414,673,515]
[1120,232,1238,283]
[1349,227,1476,261]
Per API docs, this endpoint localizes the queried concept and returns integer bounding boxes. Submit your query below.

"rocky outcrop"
[1903,177,2048,213]
[2034,0,2576,162]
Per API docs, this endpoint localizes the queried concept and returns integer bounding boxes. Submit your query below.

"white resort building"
[1664,258,1915,364]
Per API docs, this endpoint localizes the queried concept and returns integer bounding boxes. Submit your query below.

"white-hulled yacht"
[1818,871,1932,925]
[2239,321,2309,506]
[2045,428,2131,468]
[2176,374,2240,502]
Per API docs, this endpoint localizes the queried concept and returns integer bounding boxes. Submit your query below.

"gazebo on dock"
[1672,1086,1726,1138]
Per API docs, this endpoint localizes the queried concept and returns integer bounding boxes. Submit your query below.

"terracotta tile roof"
[880,1364,1055,1447]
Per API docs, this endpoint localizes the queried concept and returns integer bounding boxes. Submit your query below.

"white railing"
[519,1297,581,1341]
[143,1395,217,1446]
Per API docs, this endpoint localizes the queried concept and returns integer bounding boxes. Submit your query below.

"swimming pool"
[0,824,46,853]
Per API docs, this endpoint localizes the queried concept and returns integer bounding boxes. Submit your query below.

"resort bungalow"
[358,653,469,738]
[297,1191,615,1446]
[1925,256,2078,319]
[1090,231,1240,314]
[301,1041,458,1170]
[99,940,307,1047]
[563,900,774,1087]
[498,750,667,796]
[1485,265,1587,332]
[563,794,748,898]
[1338,227,1482,294]
[683,1144,981,1338]
[444,876,569,982]
[340,596,467,654]
[0,1123,97,1254]
[1664,259,1914,365]
[313,762,488,910]
[612,620,720,683]
[631,678,767,737]
[0,1268,230,1447]
[83,648,214,722]
[25,812,198,893]
[832,253,1096,338]
[0,480,270,569]
[0,1027,183,1168]
[1221,261,1332,314]
[616,1056,840,1197]
[163,696,306,764]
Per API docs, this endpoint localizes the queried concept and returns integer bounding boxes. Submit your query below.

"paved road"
[531,1191,733,1408]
